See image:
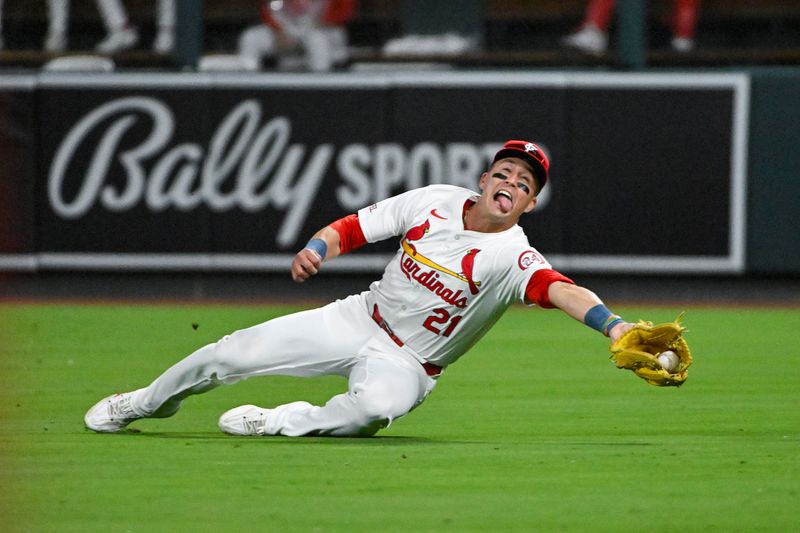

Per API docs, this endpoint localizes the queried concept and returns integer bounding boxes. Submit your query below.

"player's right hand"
[291,249,322,282]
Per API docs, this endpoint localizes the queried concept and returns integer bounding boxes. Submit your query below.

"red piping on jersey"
[525,269,574,308]
[462,199,476,229]
[330,214,367,255]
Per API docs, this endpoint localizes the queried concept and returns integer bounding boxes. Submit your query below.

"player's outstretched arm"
[547,281,633,343]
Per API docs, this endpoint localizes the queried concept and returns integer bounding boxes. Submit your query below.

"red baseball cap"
[492,140,550,192]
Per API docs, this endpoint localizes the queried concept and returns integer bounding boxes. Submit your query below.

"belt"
[371,303,444,378]
[421,361,444,377]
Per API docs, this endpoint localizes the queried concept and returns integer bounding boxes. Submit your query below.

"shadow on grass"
[83,428,494,446]
[85,429,657,447]
[559,441,655,446]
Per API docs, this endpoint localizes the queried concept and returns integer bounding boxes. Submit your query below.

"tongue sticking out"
[495,193,513,213]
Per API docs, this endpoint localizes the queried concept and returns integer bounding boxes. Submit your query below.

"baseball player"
[85,140,633,437]
[95,0,176,54]
[562,0,699,54]
[238,0,356,71]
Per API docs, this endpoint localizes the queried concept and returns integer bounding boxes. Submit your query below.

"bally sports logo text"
[47,96,550,249]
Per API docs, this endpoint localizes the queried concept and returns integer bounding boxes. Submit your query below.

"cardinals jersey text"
[358,184,553,367]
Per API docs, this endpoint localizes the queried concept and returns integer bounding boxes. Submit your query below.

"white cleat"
[562,24,608,56]
[96,27,139,54]
[218,405,272,436]
[84,391,142,432]
[671,36,695,53]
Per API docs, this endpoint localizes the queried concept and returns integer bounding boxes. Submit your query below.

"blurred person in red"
[238,0,357,72]
[563,0,699,55]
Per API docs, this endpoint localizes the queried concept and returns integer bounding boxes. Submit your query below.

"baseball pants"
[95,0,175,30]
[130,293,437,436]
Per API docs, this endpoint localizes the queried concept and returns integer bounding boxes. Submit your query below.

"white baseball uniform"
[130,184,558,436]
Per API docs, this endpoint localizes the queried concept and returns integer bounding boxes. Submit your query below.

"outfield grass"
[1,303,798,532]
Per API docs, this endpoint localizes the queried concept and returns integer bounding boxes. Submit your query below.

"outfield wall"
[746,70,800,275]
[1,70,788,275]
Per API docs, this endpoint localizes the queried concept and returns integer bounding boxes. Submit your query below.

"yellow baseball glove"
[610,315,692,386]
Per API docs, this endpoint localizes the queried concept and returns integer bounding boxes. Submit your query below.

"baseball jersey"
[357,184,554,367]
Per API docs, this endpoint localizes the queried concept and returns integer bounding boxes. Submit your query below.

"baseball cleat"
[84,391,142,432]
[671,36,695,52]
[561,24,608,56]
[95,27,139,54]
[218,405,273,436]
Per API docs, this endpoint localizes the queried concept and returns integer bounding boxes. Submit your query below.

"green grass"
[1,303,798,532]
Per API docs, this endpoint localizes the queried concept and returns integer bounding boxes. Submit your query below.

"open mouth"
[493,190,513,213]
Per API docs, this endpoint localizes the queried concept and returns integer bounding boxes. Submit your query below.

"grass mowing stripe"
[1,304,798,531]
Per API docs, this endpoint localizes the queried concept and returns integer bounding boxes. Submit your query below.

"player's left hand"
[291,249,322,282]
[608,321,634,344]
[609,316,693,387]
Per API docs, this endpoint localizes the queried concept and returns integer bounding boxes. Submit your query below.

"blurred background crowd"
[0,0,799,72]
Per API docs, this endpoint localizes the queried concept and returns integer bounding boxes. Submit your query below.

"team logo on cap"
[524,143,537,153]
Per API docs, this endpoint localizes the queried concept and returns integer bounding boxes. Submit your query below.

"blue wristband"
[584,304,622,336]
[603,317,625,336]
[304,238,327,260]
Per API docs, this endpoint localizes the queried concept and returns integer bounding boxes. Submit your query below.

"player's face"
[477,158,538,224]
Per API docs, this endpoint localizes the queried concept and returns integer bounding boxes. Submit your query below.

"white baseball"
[657,350,680,372]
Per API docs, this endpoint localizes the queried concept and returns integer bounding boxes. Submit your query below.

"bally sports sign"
[0,71,748,274]
[48,96,524,248]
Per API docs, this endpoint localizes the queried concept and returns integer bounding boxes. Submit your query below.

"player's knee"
[351,385,409,433]
[198,336,241,381]
[358,393,395,421]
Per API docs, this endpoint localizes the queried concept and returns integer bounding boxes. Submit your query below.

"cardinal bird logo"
[403,219,430,256]
[398,219,483,298]
[460,248,481,295]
